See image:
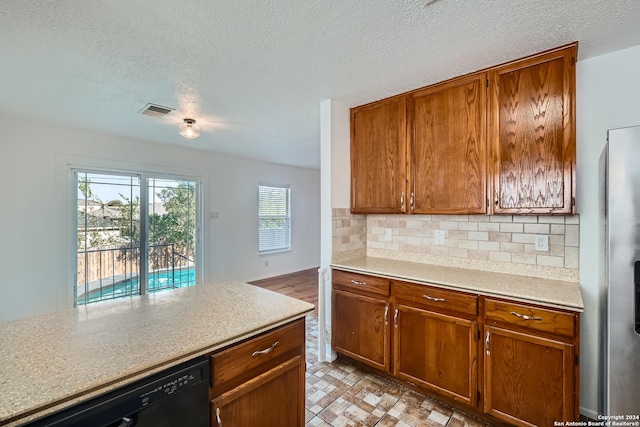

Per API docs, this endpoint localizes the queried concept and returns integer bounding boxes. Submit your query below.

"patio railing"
[76,243,194,305]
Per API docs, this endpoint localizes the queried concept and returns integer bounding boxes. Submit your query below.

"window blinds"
[258,183,291,254]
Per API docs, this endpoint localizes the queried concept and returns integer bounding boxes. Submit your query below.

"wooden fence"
[77,245,187,285]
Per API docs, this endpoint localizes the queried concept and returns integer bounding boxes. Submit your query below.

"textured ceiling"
[1,1,639,169]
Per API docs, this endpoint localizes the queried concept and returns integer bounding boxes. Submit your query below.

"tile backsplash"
[332,208,367,262]
[332,208,579,282]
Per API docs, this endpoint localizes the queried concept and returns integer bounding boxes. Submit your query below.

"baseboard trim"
[580,407,599,421]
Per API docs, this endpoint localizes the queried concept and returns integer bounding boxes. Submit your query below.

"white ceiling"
[1,1,639,169]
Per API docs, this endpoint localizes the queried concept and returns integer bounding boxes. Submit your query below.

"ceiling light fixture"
[179,118,200,139]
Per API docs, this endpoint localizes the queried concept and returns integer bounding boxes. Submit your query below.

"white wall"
[576,43,640,417]
[330,102,351,209]
[0,116,320,322]
[319,99,350,361]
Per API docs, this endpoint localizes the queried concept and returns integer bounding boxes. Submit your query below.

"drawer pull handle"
[485,331,490,355]
[350,280,366,285]
[384,305,389,326]
[216,407,222,426]
[422,294,445,302]
[252,341,280,357]
[510,311,542,321]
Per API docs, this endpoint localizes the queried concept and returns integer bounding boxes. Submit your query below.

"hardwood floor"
[249,267,319,311]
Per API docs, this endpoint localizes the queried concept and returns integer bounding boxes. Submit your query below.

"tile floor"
[304,314,491,427]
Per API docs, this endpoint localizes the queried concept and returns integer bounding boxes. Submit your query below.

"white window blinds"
[258,183,291,254]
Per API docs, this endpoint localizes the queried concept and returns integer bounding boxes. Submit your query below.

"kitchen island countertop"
[332,256,583,311]
[0,281,314,426]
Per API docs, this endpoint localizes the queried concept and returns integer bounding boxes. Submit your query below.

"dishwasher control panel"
[139,365,205,407]
[23,357,211,427]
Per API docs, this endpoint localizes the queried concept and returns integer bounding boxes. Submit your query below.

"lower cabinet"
[393,304,478,406]
[209,318,306,427]
[331,269,580,426]
[211,356,304,427]
[332,289,390,371]
[392,280,478,407]
[332,270,391,372]
[483,299,578,426]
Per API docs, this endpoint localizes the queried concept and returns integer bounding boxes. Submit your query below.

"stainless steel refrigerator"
[600,125,640,416]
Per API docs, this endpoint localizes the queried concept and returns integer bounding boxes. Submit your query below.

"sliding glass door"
[75,171,200,305]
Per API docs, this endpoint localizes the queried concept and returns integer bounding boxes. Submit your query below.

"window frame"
[58,155,205,308]
[258,182,292,255]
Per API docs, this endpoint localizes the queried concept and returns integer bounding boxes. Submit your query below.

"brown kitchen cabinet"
[331,268,581,425]
[350,94,407,214]
[392,281,479,406]
[488,43,577,214]
[210,319,306,427]
[483,298,579,426]
[408,73,487,214]
[331,270,391,371]
[349,43,577,215]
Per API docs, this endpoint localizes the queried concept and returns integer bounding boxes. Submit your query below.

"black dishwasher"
[24,356,210,427]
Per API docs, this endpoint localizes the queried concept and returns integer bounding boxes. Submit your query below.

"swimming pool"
[78,267,196,304]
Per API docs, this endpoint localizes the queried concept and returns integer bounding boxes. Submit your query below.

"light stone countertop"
[332,257,583,311]
[0,281,314,426]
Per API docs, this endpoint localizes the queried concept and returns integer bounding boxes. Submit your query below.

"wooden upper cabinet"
[489,43,577,214]
[408,73,487,214]
[349,43,576,215]
[351,95,407,214]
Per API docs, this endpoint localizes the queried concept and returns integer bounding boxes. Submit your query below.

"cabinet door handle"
[350,280,366,285]
[251,341,279,357]
[401,191,405,210]
[422,294,445,302]
[510,311,542,321]
[410,192,415,211]
[216,407,222,427]
[384,305,389,326]
[394,309,399,328]
[485,331,490,355]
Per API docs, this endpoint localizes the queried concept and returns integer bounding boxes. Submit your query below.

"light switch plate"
[535,234,549,251]
[434,230,445,245]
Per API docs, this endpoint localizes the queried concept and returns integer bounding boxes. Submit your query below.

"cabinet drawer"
[332,270,390,297]
[211,319,304,395]
[392,281,477,317]
[484,299,576,338]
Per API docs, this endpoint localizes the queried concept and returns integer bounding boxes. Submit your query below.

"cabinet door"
[211,356,305,427]
[489,44,576,214]
[409,73,487,214]
[484,326,575,426]
[332,289,390,371]
[351,95,407,214]
[393,304,478,406]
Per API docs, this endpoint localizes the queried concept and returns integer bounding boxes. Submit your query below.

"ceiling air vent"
[138,103,175,118]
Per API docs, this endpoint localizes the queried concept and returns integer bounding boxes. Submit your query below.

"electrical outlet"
[384,228,392,241]
[434,230,445,245]
[264,260,269,267]
[535,234,549,252]
[325,326,331,341]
